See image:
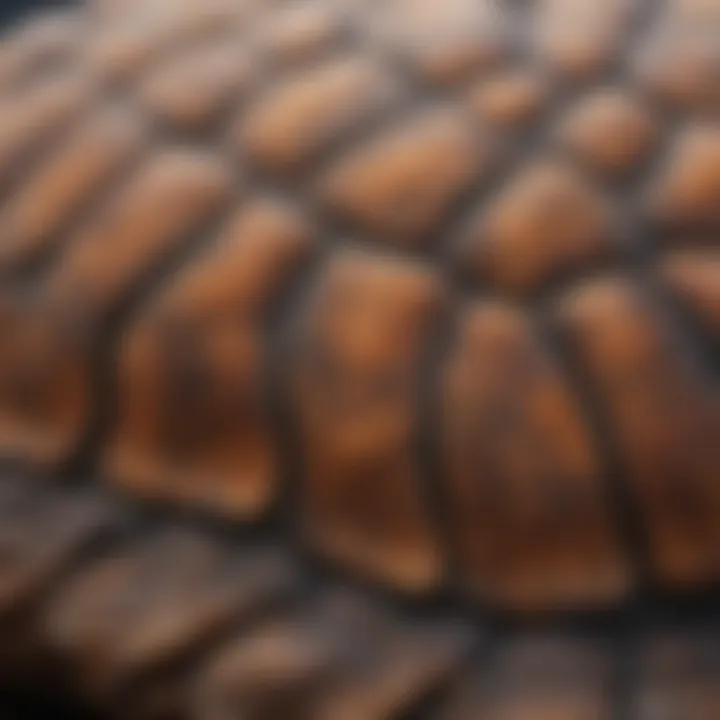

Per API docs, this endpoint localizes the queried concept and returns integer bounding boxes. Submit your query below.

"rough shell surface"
[0,0,718,717]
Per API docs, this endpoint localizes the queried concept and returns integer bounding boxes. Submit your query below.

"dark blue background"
[1,0,77,26]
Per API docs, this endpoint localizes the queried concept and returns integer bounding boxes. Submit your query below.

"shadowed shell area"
[0,0,717,717]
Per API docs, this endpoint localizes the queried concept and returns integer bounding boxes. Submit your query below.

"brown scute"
[558,278,720,587]
[0,482,116,680]
[532,0,637,80]
[648,125,720,230]
[293,249,445,592]
[557,89,658,175]
[240,56,401,175]
[42,529,295,708]
[438,637,614,720]
[637,631,720,720]
[320,110,485,246]
[86,0,252,82]
[106,199,313,518]
[258,0,347,65]
[0,151,231,466]
[0,293,91,465]
[634,13,720,112]
[44,150,234,317]
[0,71,91,191]
[312,604,470,720]
[0,104,146,271]
[659,250,720,335]
[467,70,550,130]
[460,160,617,292]
[0,483,113,619]
[441,302,632,612]
[136,37,254,133]
[194,616,340,720]
[196,593,470,720]
[367,0,509,85]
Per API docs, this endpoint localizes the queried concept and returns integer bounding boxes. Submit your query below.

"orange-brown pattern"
[293,250,444,592]
[441,302,631,611]
[459,159,618,291]
[106,198,313,517]
[0,0,717,716]
[320,110,484,246]
[559,280,720,587]
[240,56,401,175]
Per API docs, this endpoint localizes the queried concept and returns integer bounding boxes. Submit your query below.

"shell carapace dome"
[0,0,718,716]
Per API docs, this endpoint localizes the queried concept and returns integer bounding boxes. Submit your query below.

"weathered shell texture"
[0,0,718,717]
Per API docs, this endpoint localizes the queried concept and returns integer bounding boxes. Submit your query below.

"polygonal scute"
[559,278,720,588]
[86,0,251,82]
[0,104,146,271]
[460,160,617,292]
[533,0,637,80]
[467,70,550,130]
[43,530,294,704]
[634,9,719,113]
[0,481,114,619]
[648,125,720,231]
[0,71,91,192]
[0,151,232,467]
[240,56,401,176]
[136,35,254,133]
[106,199,313,518]
[45,150,233,314]
[293,249,445,592]
[441,302,632,612]
[0,481,118,679]
[196,592,470,720]
[557,89,657,176]
[313,595,470,720]
[367,0,509,85]
[0,292,91,466]
[637,630,720,720]
[257,0,348,66]
[320,110,485,247]
[439,637,613,720]
[659,250,720,336]
[194,616,340,720]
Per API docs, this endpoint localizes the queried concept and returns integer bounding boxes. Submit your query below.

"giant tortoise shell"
[0,0,718,717]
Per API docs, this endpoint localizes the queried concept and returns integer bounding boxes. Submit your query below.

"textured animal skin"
[0,0,718,717]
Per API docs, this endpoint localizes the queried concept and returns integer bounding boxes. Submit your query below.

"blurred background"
[0,0,75,25]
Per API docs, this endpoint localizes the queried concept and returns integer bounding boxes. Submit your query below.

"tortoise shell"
[0,0,718,717]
